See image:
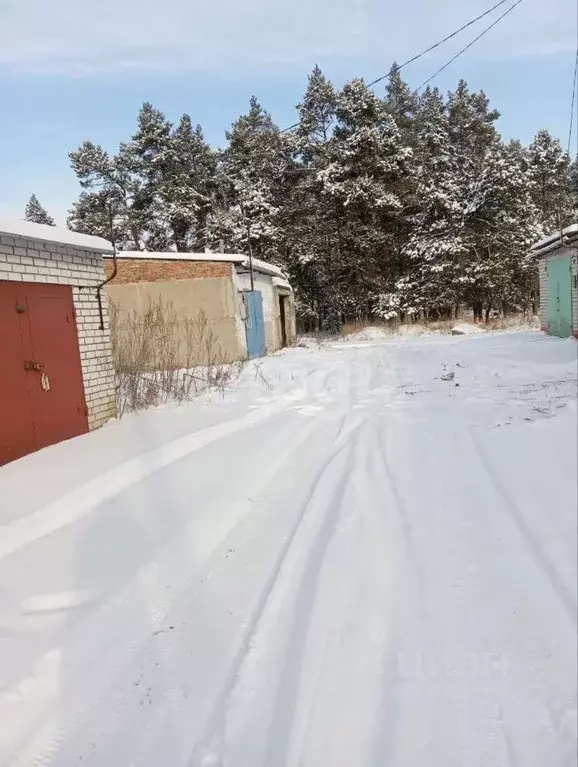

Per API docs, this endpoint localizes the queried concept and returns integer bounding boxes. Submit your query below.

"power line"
[567,50,578,156]
[281,0,515,132]
[367,0,512,87]
[418,0,524,90]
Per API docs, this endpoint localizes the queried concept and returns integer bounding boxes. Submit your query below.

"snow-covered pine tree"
[381,87,465,320]
[448,80,500,168]
[208,97,290,260]
[123,102,175,250]
[296,64,337,150]
[161,115,216,251]
[127,104,216,251]
[25,194,55,226]
[527,129,573,233]
[570,156,578,215]
[463,139,541,318]
[68,190,109,242]
[384,63,418,140]
[317,77,413,319]
[69,104,217,252]
[446,81,503,319]
[68,140,147,249]
[280,66,339,328]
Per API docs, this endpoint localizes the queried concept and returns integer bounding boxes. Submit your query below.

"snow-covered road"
[1,331,576,767]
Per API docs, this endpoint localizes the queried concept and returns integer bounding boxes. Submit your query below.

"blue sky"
[0,0,576,224]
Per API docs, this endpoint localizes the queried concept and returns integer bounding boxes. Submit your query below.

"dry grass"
[340,318,455,337]
[110,297,244,416]
[485,314,540,331]
[340,314,539,338]
[341,320,376,337]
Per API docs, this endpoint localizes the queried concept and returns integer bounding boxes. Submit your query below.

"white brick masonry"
[572,248,578,338]
[538,258,548,331]
[0,234,117,430]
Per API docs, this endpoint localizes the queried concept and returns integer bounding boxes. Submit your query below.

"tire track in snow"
[280,421,396,767]
[469,428,577,626]
[363,424,417,767]
[260,422,365,767]
[370,423,425,594]
[0,412,319,767]
[190,415,365,765]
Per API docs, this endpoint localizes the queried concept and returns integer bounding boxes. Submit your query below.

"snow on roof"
[272,276,293,291]
[0,217,113,253]
[530,224,578,256]
[238,257,286,278]
[115,250,288,279]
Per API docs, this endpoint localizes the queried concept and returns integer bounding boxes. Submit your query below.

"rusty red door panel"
[19,283,89,452]
[0,280,89,465]
[0,282,37,464]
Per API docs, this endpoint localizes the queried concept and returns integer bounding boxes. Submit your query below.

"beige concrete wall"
[107,276,245,366]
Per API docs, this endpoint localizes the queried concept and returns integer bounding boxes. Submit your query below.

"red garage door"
[0,281,89,465]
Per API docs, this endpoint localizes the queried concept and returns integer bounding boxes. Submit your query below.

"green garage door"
[547,255,573,338]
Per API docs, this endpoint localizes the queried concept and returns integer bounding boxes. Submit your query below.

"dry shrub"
[110,297,244,415]
[341,320,375,337]
[485,314,540,331]
[340,313,537,338]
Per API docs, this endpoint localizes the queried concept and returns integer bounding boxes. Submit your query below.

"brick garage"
[105,251,296,365]
[531,225,578,339]
[0,219,117,464]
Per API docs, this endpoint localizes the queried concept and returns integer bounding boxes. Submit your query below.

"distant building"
[530,225,578,339]
[105,251,296,363]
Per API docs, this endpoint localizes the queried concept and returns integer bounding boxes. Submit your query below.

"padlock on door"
[40,372,51,392]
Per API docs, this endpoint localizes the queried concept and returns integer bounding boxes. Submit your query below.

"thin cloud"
[0,0,573,76]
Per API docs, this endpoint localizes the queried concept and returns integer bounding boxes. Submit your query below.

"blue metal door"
[244,290,266,359]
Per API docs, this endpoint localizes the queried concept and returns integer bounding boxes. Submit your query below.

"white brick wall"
[538,259,548,331]
[0,234,116,430]
[572,254,578,337]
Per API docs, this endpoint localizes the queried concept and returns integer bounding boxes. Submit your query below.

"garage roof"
[0,218,114,253]
[530,224,578,257]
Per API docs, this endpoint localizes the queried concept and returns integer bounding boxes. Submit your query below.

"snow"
[0,331,576,767]
[0,218,113,253]
[530,224,578,255]
[451,322,485,335]
[337,322,487,344]
[272,276,292,291]
[239,257,286,278]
